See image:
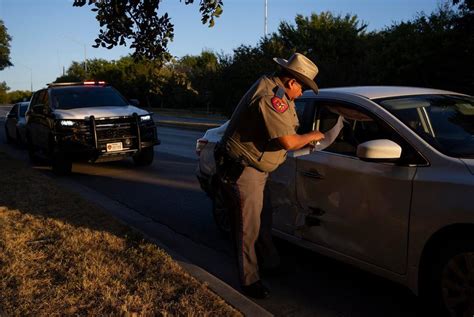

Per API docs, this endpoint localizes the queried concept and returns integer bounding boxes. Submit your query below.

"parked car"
[26,81,160,174]
[196,86,474,316]
[4,101,29,144]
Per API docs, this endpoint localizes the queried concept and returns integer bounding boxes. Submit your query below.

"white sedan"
[196,86,474,316]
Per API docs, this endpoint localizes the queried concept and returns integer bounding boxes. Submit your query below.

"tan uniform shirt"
[224,75,299,172]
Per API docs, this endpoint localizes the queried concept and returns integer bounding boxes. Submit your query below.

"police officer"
[215,53,325,299]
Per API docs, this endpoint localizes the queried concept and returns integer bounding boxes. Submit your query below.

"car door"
[268,97,315,234]
[28,90,51,149]
[294,99,421,274]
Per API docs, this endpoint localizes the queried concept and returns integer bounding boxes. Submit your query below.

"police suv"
[26,81,159,174]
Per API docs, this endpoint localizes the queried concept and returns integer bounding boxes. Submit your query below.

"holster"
[214,142,246,183]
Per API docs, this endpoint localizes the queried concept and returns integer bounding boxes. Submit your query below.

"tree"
[73,0,223,62]
[0,20,13,70]
[7,90,32,104]
[0,81,10,103]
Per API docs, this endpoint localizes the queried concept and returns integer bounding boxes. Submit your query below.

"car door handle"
[300,170,324,179]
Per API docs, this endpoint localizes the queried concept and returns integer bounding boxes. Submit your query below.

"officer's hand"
[310,130,325,142]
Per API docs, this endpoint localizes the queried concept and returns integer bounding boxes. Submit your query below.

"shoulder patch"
[271,96,288,113]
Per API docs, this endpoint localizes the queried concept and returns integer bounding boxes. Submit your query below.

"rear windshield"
[51,86,128,109]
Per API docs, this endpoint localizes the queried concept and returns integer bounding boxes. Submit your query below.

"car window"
[30,92,40,107]
[40,90,50,108]
[9,104,18,116]
[295,98,316,134]
[31,90,46,107]
[19,104,28,117]
[314,101,426,165]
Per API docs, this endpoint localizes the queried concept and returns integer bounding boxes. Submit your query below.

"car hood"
[53,105,148,120]
[461,158,474,175]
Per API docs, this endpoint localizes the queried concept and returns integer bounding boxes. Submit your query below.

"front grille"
[95,117,136,141]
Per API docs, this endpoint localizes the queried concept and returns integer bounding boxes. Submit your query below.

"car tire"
[421,239,474,317]
[16,128,22,145]
[133,147,154,166]
[212,184,231,236]
[51,149,72,175]
[27,135,40,163]
[5,126,12,144]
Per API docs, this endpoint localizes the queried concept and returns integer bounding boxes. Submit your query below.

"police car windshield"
[377,94,474,158]
[51,86,129,109]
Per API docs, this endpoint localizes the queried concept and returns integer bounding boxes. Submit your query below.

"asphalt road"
[0,107,422,316]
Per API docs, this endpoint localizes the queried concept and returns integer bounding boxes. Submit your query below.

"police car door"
[294,100,419,275]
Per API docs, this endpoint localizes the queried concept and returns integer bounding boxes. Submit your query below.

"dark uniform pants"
[223,166,280,286]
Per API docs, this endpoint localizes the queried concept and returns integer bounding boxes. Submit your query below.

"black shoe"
[241,280,270,299]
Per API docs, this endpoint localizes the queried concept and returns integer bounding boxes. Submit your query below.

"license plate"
[106,142,123,152]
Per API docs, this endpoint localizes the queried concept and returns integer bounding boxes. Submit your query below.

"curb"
[0,142,272,317]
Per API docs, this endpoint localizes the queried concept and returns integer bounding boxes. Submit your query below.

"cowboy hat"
[273,53,319,93]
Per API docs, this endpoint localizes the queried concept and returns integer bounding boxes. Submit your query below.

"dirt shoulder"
[0,151,240,316]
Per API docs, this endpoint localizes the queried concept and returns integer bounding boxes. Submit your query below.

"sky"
[0,0,447,92]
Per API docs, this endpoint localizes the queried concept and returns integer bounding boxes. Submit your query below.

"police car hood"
[54,105,149,120]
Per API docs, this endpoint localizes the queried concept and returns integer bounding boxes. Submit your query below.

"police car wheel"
[27,135,40,163]
[51,150,72,175]
[212,186,231,236]
[133,147,154,166]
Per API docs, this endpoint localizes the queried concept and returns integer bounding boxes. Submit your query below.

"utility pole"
[84,43,87,75]
[18,64,33,92]
[264,0,268,37]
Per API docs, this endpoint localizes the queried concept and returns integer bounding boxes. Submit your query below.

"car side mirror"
[7,112,17,119]
[130,99,140,107]
[32,104,51,115]
[356,139,402,161]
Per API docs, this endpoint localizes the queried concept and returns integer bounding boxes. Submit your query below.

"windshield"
[377,94,474,158]
[51,86,128,109]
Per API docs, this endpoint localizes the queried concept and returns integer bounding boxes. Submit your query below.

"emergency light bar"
[83,81,106,85]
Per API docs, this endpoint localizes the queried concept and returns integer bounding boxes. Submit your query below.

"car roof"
[302,86,467,100]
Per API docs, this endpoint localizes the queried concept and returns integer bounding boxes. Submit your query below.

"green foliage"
[0,81,9,103]
[0,82,31,104]
[55,6,472,114]
[0,20,13,70]
[7,90,32,104]
[73,0,223,61]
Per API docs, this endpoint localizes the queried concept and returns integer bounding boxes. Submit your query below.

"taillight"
[196,138,208,156]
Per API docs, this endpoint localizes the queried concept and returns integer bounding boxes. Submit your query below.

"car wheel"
[4,126,12,144]
[133,147,154,166]
[51,149,72,175]
[423,240,474,317]
[16,128,22,145]
[27,135,40,163]
[212,185,231,236]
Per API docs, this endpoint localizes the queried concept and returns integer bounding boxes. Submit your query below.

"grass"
[0,151,240,316]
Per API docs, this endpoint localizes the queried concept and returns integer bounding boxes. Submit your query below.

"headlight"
[140,115,151,122]
[60,120,75,126]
